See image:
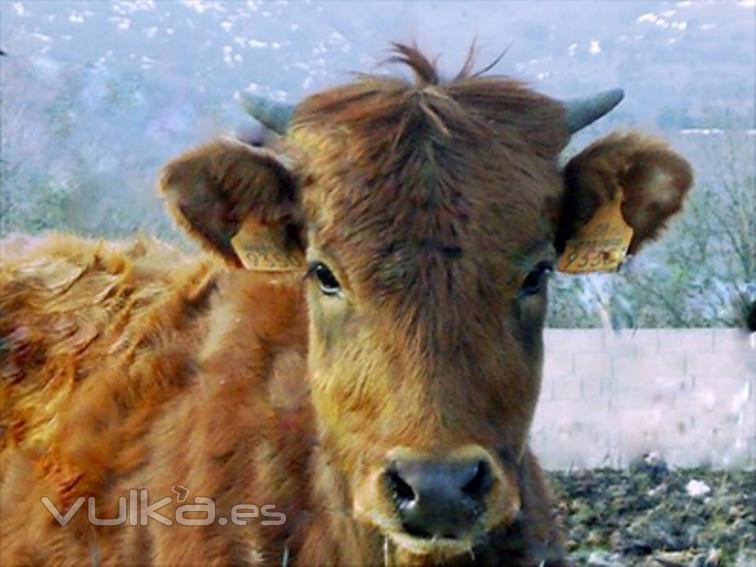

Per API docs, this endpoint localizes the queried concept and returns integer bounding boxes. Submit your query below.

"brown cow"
[0,45,692,565]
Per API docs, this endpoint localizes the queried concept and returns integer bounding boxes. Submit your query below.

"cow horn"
[563,88,624,134]
[236,90,295,135]
[235,87,623,136]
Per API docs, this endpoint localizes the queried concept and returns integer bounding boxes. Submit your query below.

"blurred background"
[1,0,753,330]
[1,2,754,562]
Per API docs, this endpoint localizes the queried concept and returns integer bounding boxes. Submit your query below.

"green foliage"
[1,168,74,233]
[1,159,180,242]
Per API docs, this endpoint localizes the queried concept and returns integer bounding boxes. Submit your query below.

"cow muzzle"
[386,455,492,540]
[354,445,521,557]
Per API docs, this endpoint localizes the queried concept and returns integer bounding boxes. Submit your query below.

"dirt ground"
[548,457,755,566]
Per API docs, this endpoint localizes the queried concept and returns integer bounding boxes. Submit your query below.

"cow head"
[159,45,692,560]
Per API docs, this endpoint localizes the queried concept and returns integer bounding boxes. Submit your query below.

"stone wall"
[532,329,755,469]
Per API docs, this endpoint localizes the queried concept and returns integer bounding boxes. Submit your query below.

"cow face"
[160,47,691,560]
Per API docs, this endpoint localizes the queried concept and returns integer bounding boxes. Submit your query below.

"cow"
[0,45,692,565]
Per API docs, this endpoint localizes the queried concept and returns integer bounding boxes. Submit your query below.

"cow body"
[0,235,309,563]
[0,45,692,565]
[0,235,557,565]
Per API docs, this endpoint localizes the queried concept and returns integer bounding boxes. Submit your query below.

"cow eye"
[308,262,342,296]
[519,262,553,297]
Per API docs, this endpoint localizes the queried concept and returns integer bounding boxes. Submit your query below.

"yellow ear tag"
[557,194,634,274]
[230,217,305,272]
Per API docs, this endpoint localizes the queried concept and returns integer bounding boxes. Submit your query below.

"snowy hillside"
[1,1,753,327]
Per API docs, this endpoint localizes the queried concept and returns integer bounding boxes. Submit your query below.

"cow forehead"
[289,124,561,283]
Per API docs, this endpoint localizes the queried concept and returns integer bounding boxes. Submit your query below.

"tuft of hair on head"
[384,42,441,86]
[452,38,510,82]
[293,40,567,160]
[382,41,509,88]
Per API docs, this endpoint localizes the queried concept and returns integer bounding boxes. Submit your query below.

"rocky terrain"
[548,457,755,566]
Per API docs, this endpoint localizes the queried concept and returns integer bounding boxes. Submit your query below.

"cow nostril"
[386,468,416,505]
[461,459,493,500]
[383,454,498,541]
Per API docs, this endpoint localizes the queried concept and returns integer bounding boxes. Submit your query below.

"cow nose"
[384,457,494,540]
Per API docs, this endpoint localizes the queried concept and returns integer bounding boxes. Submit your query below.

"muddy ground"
[547,457,755,566]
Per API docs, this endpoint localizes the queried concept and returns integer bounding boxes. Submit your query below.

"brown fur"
[559,131,694,254]
[0,45,692,566]
[1,235,311,565]
[158,138,302,267]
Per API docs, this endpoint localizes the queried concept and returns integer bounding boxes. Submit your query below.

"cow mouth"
[386,530,476,559]
[357,510,480,560]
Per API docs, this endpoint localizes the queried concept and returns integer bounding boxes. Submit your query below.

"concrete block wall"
[532,329,755,470]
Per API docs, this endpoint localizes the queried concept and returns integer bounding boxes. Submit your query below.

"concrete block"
[552,375,582,401]
[648,387,678,406]
[580,374,604,398]
[613,353,686,384]
[605,328,658,355]
[538,376,554,402]
[693,375,751,402]
[533,399,608,430]
[713,328,753,352]
[574,352,612,378]
[544,329,604,352]
[658,328,713,352]
[537,328,754,469]
[687,352,754,378]
[653,374,693,394]
[543,351,574,378]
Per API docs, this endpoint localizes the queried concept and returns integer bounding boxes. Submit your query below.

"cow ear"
[158,137,305,270]
[555,132,693,272]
